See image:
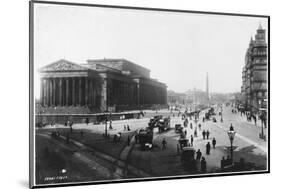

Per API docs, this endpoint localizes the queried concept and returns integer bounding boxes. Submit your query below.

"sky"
[33,3,268,98]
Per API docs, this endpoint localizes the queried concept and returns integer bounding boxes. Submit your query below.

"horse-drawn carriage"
[157,117,171,133]
[138,128,153,150]
[148,115,163,128]
[181,147,197,171]
[175,124,183,133]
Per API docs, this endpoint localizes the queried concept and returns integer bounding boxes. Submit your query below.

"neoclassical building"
[241,24,268,113]
[38,58,167,113]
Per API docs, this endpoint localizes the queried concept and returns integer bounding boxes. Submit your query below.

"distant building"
[37,58,167,113]
[241,24,267,113]
[167,90,187,105]
[186,88,208,105]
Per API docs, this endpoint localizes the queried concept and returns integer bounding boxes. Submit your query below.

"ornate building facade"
[38,58,167,113]
[241,24,267,113]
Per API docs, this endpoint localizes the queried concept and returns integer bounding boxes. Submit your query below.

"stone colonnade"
[40,77,96,107]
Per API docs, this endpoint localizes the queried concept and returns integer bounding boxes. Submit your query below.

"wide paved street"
[38,105,267,180]
[125,105,267,176]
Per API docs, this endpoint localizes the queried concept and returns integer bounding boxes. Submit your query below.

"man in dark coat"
[194,129,198,137]
[201,157,207,172]
[206,142,211,155]
[206,130,210,139]
[190,135,194,146]
[196,149,202,160]
[202,130,206,140]
[212,138,216,148]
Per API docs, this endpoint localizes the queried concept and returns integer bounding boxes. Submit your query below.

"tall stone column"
[72,78,75,106]
[164,88,165,105]
[52,78,56,106]
[49,79,53,106]
[46,79,50,106]
[66,78,69,106]
[42,78,47,106]
[59,78,62,106]
[40,78,44,106]
[79,77,82,106]
[85,78,88,106]
[89,79,93,106]
[137,83,140,108]
[100,78,107,112]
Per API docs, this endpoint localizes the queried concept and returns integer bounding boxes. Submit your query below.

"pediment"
[39,59,88,72]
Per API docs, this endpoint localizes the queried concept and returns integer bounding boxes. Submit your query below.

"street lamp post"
[227,129,236,163]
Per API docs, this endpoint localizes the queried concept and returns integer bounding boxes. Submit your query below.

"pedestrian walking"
[190,123,193,129]
[196,149,202,160]
[162,138,167,150]
[198,123,201,131]
[127,125,131,131]
[184,130,187,136]
[191,135,194,146]
[124,125,126,131]
[194,128,198,137]
[212,138,216,148]
[201,157,207,172]
[202,130,206,140]
[206,130,210,139]
[206,142,211,155]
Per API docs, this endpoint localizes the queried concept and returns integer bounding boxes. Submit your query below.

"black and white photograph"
[29,1,269,188]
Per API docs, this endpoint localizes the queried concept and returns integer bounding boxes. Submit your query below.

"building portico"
[38,58,167,113]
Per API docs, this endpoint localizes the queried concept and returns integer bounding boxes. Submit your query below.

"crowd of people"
[177,105,237,173]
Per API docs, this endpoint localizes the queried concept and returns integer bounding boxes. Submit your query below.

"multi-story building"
[37,58,167,113]
[241,24,268,113]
